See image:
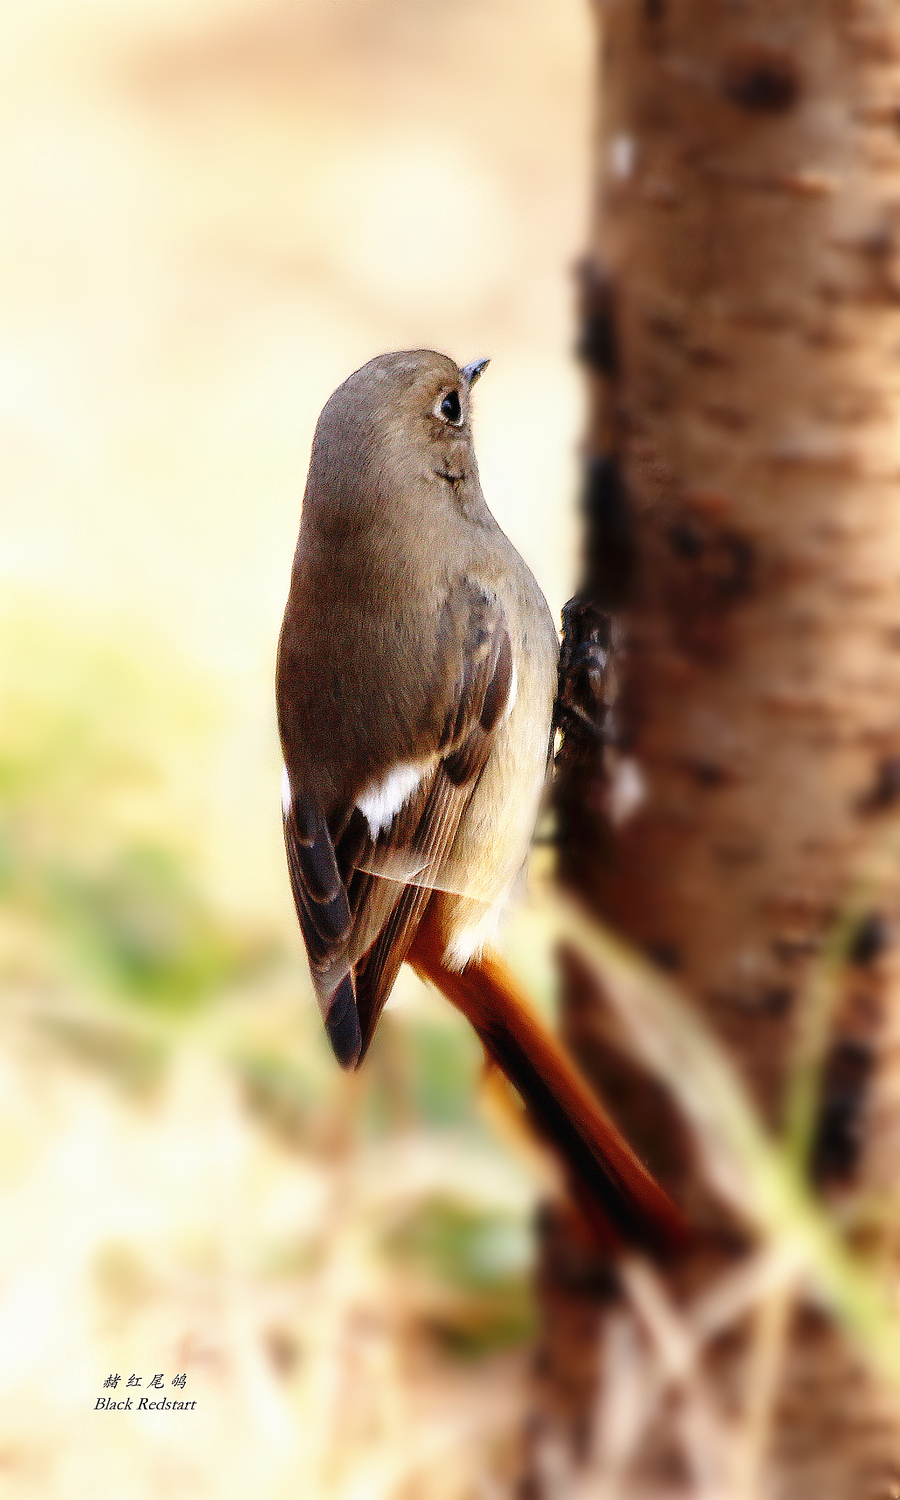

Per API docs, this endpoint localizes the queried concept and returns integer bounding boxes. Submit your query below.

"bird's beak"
[461,357,490,387]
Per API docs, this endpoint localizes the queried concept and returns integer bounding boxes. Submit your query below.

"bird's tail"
[408,912,688,1257]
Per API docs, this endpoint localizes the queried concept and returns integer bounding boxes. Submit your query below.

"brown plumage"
[276,350,685,1252]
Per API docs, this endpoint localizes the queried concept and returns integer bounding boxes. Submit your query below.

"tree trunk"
[527,3,900,1495]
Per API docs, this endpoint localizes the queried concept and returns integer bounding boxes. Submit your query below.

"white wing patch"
[356,762,425,839]
[281,764,292,817]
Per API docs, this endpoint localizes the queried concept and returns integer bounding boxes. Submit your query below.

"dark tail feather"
[409,912,688,1257]
[324,972,362,1069]
[353,882,432,1063]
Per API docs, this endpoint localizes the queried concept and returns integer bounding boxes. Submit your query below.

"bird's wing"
[281,580,514,1068]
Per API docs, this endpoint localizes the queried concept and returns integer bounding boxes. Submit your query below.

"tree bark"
[527,3,900,1495]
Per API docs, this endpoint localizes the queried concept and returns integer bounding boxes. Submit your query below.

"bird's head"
[305,349,491,527]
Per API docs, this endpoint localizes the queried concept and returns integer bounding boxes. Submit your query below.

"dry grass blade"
[534,891,900,1390]
[782,838,900,1173]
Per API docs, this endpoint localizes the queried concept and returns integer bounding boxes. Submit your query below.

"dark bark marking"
[679,758,731,788]
[668,520,705,559]
[850,911,891,968]
[858,756,900,814]
[575,260,618,378]
[812,1037,876,1185]
[663,517,757,665]
[582,455,636,608]
[762,986,793,1018]
[647,940,681,971]
[722,45,803,113]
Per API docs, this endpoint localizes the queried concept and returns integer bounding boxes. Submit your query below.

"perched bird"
[276,350,684,1252]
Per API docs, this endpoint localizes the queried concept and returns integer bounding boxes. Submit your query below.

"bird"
[276,349,685,1253]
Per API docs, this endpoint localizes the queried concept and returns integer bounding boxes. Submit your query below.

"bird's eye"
[438,389,462,426]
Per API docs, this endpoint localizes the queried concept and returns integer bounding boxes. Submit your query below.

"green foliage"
[363,1007,485,1135]
[0,607,265,1015]
[389,1196,531,1290]
[48,844,258,1011]
[384,1195,535,1355]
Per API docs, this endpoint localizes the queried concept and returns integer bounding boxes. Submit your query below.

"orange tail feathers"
[408,912,689,1257]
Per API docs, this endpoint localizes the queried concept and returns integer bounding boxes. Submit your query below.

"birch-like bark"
[528,4,900,1495]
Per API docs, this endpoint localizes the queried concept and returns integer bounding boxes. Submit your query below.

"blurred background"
[0,1,590,1494]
